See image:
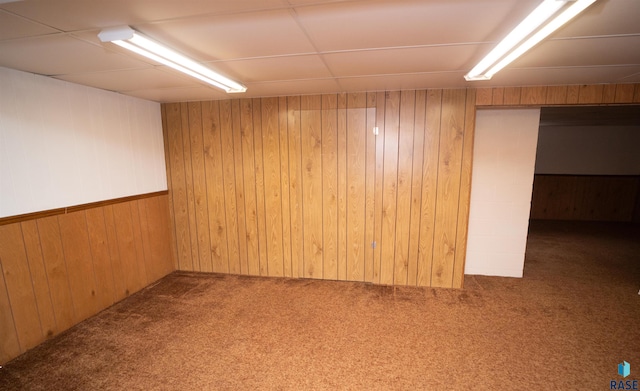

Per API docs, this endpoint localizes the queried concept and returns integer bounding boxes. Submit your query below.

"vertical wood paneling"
[301,95,324,279]
[407,90,426,286]
[322,94,339,280]
[452,89,476,289]
[0,195,173,364]
[160,83,640,291]
[393,90,416,285]
[417,90,442,287]
[261,97,284,277]
[287,97,304,278]
[241,100,260,273]
[346,92,367,282]
[231,100,249,275]
[219,100,241,275]
[431,89,466,288]
[112,203,144,295]
[129,202,149,287]
[337,93,348,281]
[380,91,400,285]
[279,97,293,278]
[165,103,193,271]
[372,92,386,284]
[0,257,20,363]
[57,211,99,322]
[37,216,75,331]
[253,99,269,276]
[181,103,200,272]
[20,220,57,338]
[84,208,116,310]
[188,102,212,273]
[364,93,377,283]
[161,105,180,271]
[0,224,43,351]
[546,86,568,105]
[202,100,229,273]
[615,84,635,103]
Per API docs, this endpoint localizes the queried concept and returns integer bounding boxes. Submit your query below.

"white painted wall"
[535,125,640,175]
[0,66,167,218]
[465,108,540,278]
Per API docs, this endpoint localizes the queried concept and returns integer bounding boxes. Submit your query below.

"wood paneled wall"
[531,175,640,222]
[0,194,175,364]
[162,89,476,289]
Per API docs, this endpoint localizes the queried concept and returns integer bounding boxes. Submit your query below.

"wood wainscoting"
[531,175,640,222]
[162,90,476,289]
[0,193,175,364]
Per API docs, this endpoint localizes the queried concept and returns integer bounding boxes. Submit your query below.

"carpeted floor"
[1,220,639,390]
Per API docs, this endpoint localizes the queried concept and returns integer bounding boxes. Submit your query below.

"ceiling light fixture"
[465,0,597,81]
[98,26,246,93]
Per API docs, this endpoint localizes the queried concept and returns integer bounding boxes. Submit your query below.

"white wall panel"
[535,125,640,175]
[0,66,166,218]
[465,108,540,278]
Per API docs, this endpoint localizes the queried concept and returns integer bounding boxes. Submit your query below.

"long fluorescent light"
[98,26,246,93]
[465,0,597,81]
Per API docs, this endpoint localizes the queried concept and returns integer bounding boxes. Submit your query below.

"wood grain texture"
[252,99,269,276]
[520,86,547,105]
[475,88,492,106]
[165,103,193,271]
[57,211,100,322]
[240,99,260,276]
[337,93,348,281]
[279,97,293,278]
[202,100,229,274]
[0,224,42,351]
[393,90,416,285]
[578,84,603,104]
[431,89,466,288]
[546,86,568,105]
[188,102,212,273]
[181,102,200,272]
[37,216,75,331]
[417,90,442,287]
[346,93,367,282]
[380,91,400,285]
[322,94,339,280]
[0,195,173,364]
[287,96,304,278]
[614,84,635,103]
[231,100,249,275]
[20,220,57,339]
[531,175,639,222]
[261,97,284,277]
[301,95,324,279]
[503,87,521,105]
[452,89,476,289]
[0,258,20,364]
[218,100,241,275]
[407,90,426,286]
[372,92,386,284]
[364,92,377,283]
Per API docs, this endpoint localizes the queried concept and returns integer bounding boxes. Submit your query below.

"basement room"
[1,0,639,389]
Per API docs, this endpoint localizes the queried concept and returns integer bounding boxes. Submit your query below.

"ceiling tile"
[125,86,230,103]
[135,9,316,61]
[323,44,491,77]
[513,36,640,68]
[241,79,342,98]
[0,0,290,31]
[0,10,59,41]
[54,68,201,92]
[490,65,640,87]
[554,0,640,38]
[209,55,333,83]
[294,0,541,51]
[0,35,151,75]
[337,72,468,92]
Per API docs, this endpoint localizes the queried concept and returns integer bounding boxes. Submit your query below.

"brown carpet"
[1,220,639,390]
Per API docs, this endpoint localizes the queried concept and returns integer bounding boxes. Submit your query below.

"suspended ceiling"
[0,0,639,102]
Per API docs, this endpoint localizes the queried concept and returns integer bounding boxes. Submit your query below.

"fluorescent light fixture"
[98,26,246,93]
[465,0,597,81]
